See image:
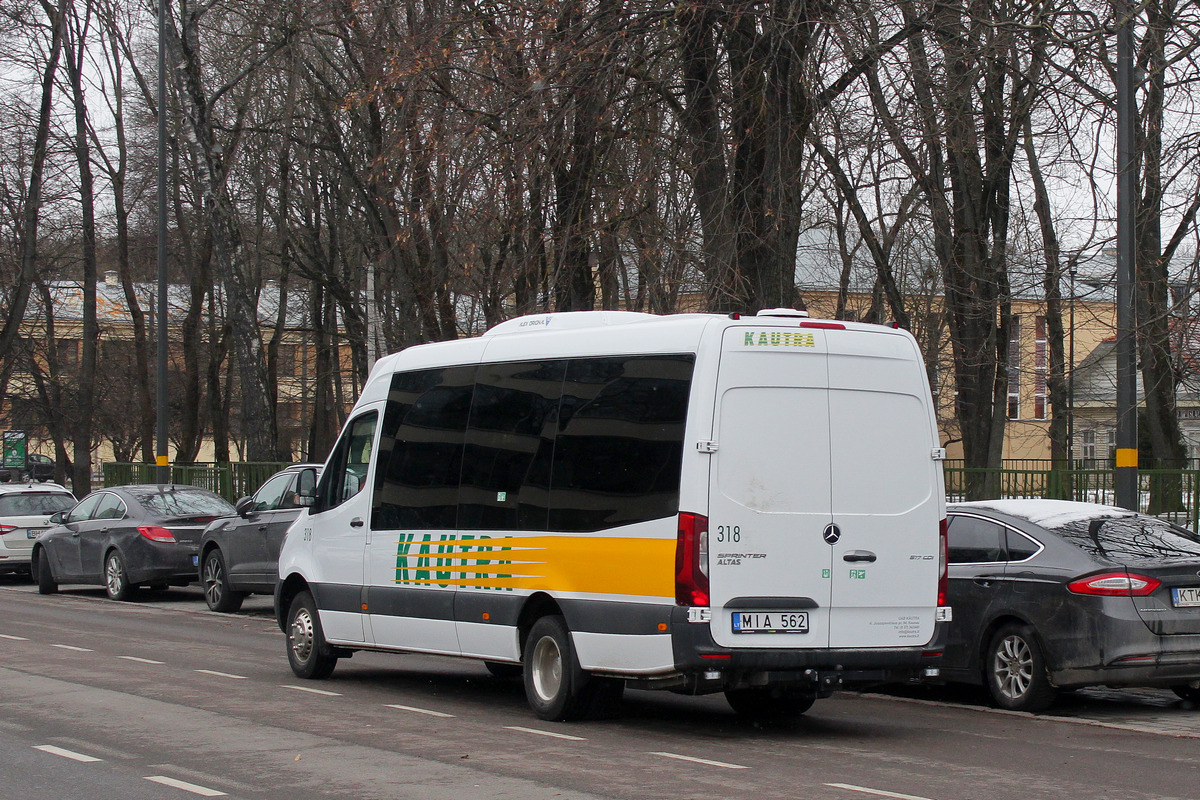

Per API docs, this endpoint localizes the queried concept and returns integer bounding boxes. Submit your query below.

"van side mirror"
[235,496,255,517]
[296,468,318,507]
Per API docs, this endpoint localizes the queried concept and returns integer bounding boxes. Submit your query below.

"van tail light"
[1068,572,1161,597]
[938,518,949,607]
[675,512,709,607]
[138,525,177,543]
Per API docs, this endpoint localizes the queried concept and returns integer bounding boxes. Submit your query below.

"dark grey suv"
[197,464,320,612]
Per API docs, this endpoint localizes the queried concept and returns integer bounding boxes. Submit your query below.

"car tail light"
[138,525,177,543]
[938,518,949,607]
[0,525,16,534]
[1068,572,1162,597]
[675,512,709,607]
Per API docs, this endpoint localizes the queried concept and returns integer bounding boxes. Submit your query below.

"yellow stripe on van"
[394,533,676,598]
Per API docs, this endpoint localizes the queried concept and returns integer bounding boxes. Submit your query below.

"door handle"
[974,579,993,587]
[842,550,877,563]
[350,517,364,528]
[257,525,268,532]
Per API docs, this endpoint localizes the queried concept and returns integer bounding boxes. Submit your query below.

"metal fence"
[102,462,290,503]
[943,465,1200,530]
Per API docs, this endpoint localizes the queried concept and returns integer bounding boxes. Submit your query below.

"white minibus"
[275,309,951,720]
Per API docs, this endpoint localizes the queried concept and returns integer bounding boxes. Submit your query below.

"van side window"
[319,412,378,511]
[459,360,564,531]
[549,355,693,532]
[373,366,475,530]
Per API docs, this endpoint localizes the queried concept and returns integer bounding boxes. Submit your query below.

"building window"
[56,338,80,369]
[1034,316,1047,420]
[1007,316,1021,419]
[1079,428,1115,464]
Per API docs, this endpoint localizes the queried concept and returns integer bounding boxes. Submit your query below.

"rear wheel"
[522,615,621,721]
[985,623,1057,712]
[34,550,57,595]
[201,549,245,612]
[1171,685,1200,703]
[724,686,817,720]
[104,551,136,601]
[287,590,338,679]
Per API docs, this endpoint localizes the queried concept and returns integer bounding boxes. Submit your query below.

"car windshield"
[127,487,235,517]
[0,492,75,516]
[1052,515,1200,562]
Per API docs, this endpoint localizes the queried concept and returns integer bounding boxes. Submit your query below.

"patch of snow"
[952,498,1136,529]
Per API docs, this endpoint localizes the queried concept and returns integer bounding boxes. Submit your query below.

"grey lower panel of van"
[311,582,672,636]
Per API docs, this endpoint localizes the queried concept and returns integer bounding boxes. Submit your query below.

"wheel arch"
[977,613,1045,678]
[516,592,564,656]
[276,572,312,632]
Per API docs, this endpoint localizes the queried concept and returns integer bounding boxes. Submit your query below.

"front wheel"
[104,551,135,601]
[34,550,57,595]
[985,623,1057,712]
[724,686,817,720]
[201,550,245,612]
[287,590,338,679]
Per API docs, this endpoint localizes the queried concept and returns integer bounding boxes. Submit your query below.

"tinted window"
[948,515,1005,563]
[67,494,103,522]
[1006,529,1041,561]
[373,367,474,530]
[94,493,126,520]
[253,473,295,512]
[549,355,693,532]
[1054,515,1200,561]
[0,492,74,515]
[459,360,564,531]
[129,488,235,517]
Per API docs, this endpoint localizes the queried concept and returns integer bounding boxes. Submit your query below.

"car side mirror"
[235,496,255,518]
[48,511,65,524]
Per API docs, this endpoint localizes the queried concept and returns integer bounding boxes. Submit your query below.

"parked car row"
[14,480,1200,714]
[0,453,57,482]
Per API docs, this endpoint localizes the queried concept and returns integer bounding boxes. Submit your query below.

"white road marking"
[385,704,455,718]
[650,751,747,769]
[119,656,165,664]
[51,644,92,652]
[280,684,342,696]
[33,744,102,763]
[193,669,247,680]
[144,776,227,796]
[504,726,586,741]
[0,633,28,640]
[826,783,936,800]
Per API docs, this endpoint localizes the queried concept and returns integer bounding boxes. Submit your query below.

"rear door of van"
[707,322,941,650]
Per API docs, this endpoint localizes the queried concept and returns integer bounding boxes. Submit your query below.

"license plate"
[26,528,45,539]
[192,555,199,567]
[1172,587,1200,607]
[731,611,809,634]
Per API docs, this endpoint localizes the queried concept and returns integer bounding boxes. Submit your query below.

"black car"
[0,453,56,483]
[942,499,1200,711]
[197,464,320,612]
[32,484,235,600]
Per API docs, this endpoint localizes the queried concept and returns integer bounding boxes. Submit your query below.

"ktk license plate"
[731,611,809,634]
[1172,587,1200,608]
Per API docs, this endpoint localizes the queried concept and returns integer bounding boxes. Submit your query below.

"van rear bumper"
[670,606,948,686]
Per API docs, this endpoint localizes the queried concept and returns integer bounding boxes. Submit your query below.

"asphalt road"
[2,577,1199,800]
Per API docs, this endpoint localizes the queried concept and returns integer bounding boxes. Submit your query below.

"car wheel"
[104,551,136,601]
[34,549,57,595]
[724,686,817,720]
[522,615,620,721]
[1171,685,1200,703]
[485,661,523,679]
[986,623,1057,712]
[287,590,338,679]
[201,549,245,613]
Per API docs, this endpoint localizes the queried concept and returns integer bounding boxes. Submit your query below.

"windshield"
[1053,515,1200,562]
[0,492,75,516]
[127,487,235,518]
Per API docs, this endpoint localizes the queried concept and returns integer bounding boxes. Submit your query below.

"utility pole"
[1114,0,1138,510]
[155,0,170,485]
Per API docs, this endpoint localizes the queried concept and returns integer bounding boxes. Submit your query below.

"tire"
[523,615,618,721]
[34,550,57,595]
[201,549,245,613]
[1171,685,1200,703]
[985,623,1057,712]
[286,590,338,679]
[724,686,817,720]
[485,661,523,679]
[104,550,136,601]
